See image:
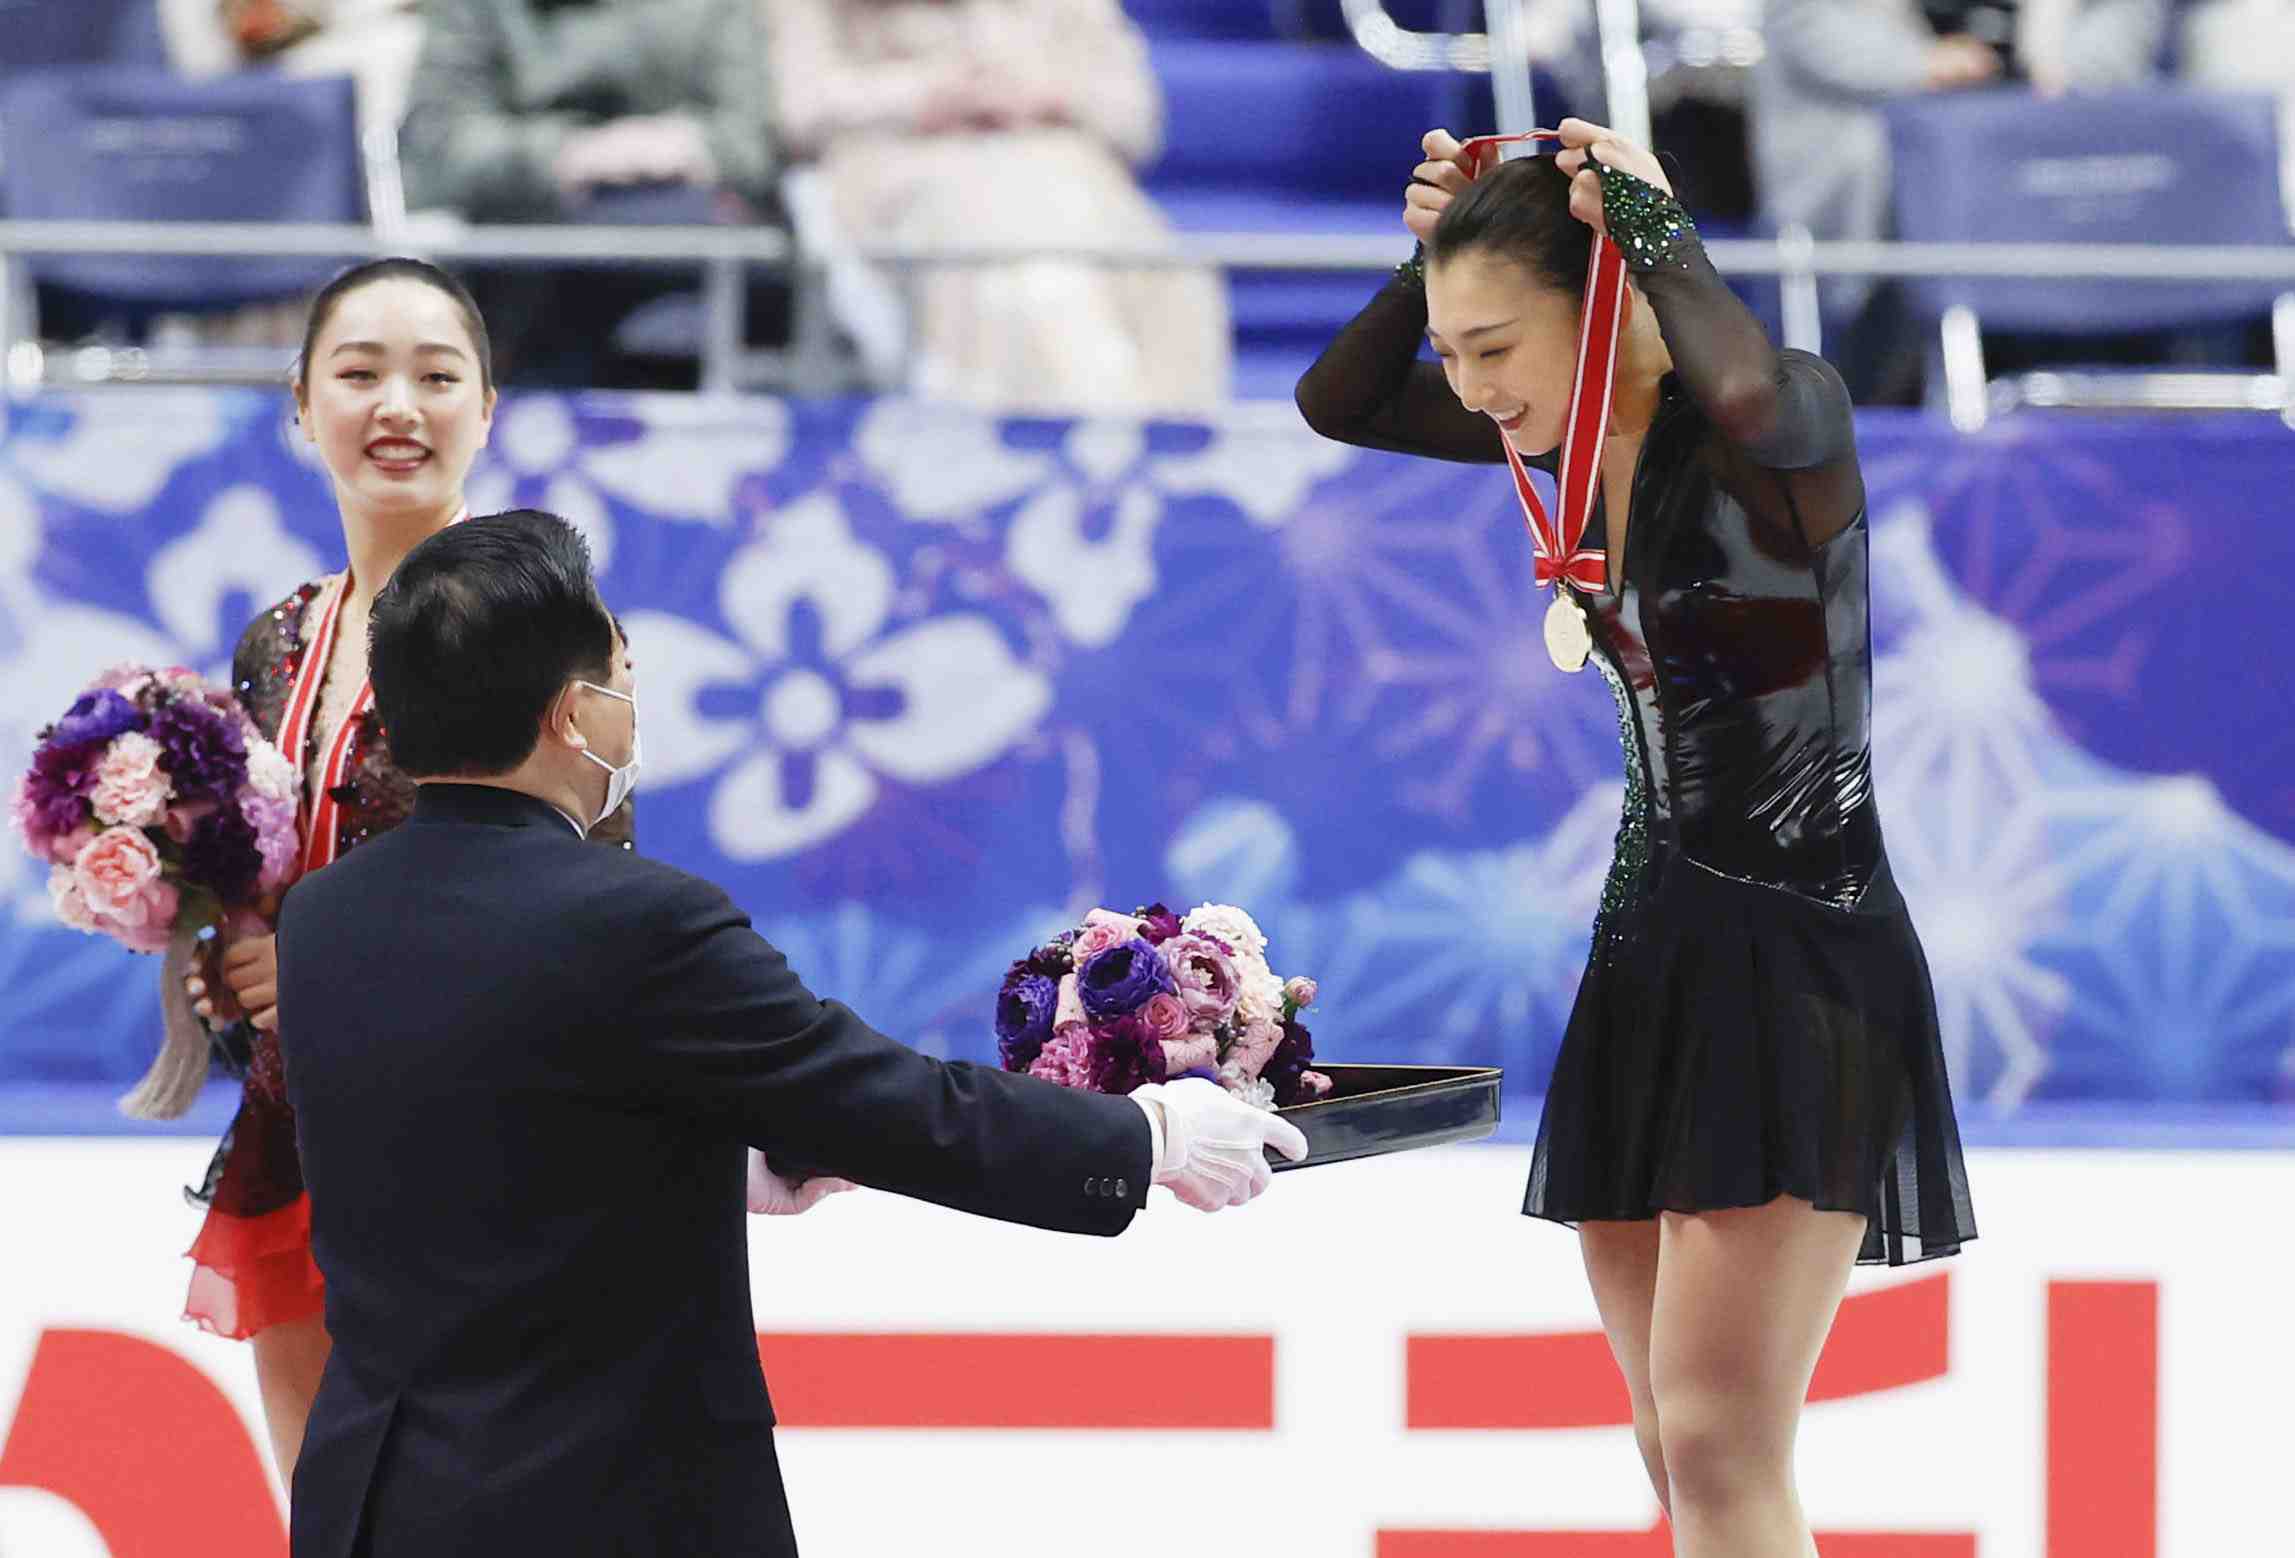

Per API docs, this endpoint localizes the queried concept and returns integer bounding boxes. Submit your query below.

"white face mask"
[573,680,641,826]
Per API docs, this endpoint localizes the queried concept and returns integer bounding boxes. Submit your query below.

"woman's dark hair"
[1426,155,1591,299]
[296,257,494,393]
[370,510,615,777]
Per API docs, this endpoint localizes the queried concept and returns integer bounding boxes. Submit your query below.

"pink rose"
[1140,991,1190,1044]
[1071,911,1142,966]
[1159,1032,1219,1075]
[1053,972,1086,1032]
[1284,975,1318,1010]
[1228,1014,1285,1079]
[99,884,179,954]
[1163,933,1241,1027]
[90,732,173,828]
[1028,1027,1094,1089]
[74,828,167,921]
[46,865,99,933]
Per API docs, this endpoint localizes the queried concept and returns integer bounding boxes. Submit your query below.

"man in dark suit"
[277,509,1307,1558]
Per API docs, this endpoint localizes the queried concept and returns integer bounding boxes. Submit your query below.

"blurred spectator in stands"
[152,1,428,354]
[2170,0,2295,86]
[160,1,425,133]
[2022,0,2295,90]
[398,0,777,385]
[767,0,1230,415]
[1752,0,2168,402]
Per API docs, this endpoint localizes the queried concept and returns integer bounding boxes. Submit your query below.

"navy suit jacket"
[279,783,1151,1558]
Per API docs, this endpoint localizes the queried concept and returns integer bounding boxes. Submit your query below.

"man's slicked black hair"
[369,510,616,777]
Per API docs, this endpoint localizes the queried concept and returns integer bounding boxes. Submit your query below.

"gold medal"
[1543,589,1592,673]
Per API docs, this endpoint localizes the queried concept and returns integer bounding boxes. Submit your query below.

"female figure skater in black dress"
[1298,121,1977,1556]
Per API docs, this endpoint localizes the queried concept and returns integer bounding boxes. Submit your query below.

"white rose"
[1233,963,1285,1027]
[245,739,298,804]
[1217,1061,1277,1112]
[1182,902,1268,960]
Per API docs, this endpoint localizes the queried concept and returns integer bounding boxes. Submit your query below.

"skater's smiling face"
[295,263,496,520]
[1423,155,1602,458]
[1424,250,1583,457]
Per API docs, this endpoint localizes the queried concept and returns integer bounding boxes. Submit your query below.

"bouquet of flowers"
[8,665,301,1117]
[995,902,1332,1109]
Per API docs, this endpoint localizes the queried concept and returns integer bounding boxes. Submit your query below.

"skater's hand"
[1405,128,1477,243]
[186,918,279,1033]
[1552,119,1673,238]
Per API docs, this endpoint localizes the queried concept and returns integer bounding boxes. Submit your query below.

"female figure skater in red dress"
[178,258,637,1481]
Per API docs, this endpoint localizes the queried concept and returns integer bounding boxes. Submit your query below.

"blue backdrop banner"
[3,392,2291,1118]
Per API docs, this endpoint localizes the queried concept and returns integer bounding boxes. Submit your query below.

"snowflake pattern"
[3,391,2291,1113]
[466,394,794,575]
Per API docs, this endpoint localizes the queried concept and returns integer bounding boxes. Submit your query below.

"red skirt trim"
[183,1192,325,1341]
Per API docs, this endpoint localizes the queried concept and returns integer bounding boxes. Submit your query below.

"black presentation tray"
[1267,1063,1504,1171]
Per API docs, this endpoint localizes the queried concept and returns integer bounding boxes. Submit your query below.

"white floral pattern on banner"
[146,486,327,676]
[628,494,1051,861]
[853,404,1351,648]
[3,392,231,512]
[467,394,793,574]
[852,399,1053,525]
[4,390,2293,1113]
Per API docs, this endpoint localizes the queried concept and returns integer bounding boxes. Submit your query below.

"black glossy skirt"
[1525,842,1978,1266]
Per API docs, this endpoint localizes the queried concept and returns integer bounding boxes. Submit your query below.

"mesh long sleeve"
[1295,260,1554,470]
[1602,163,1864,545]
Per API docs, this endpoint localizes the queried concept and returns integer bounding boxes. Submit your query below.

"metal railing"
[4,218,2293,401]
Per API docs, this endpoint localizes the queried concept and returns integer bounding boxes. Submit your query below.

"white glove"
[1129,1078,1310,1212]
[746,1149,856,1216]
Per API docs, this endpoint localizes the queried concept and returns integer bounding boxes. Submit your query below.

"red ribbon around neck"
[1454,132,1629,595]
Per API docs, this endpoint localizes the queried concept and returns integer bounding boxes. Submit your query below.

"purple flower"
[182,804,263,904]
[1263,1017,1319,1107]
[241,792,301,892]
[1086,1013,1169,1095]
[1134,902,1183,944]
[147,698,248,804]
[1077,938,1177,1022]
[19,744,96,840]
[995,972,1060,1071]
[48,690,144,750]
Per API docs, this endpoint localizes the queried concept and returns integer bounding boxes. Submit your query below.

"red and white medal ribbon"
[276,507,469,874]
[1456,133,1629,607]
